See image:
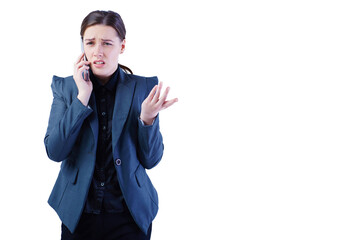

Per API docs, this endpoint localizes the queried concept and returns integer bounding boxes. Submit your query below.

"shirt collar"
[91,68,119,93]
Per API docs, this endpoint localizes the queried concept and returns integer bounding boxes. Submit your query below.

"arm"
[137,77,178,169]
[44,54,93,162]
[137,114,164,169]
[44,76,93,162]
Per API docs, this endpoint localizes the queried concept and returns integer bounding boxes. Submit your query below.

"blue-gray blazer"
[44,67,163,235]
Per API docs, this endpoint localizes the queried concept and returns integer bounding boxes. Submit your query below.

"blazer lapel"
[112,69,137,148]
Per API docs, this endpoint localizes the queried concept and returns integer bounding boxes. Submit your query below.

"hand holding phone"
[81,41,90,81]
[73,41,93,106]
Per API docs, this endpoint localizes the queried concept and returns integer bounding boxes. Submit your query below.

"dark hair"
[80,10,133,74]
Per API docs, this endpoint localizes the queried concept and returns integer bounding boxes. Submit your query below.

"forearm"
[137,115,164,169]
[44,97,92,162]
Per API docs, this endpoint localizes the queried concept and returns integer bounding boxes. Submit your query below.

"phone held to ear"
[81,40,90,81]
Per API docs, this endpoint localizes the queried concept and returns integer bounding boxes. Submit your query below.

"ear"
[120,39,126,54]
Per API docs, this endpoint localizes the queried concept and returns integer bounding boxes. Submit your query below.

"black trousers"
[61,210,152,240]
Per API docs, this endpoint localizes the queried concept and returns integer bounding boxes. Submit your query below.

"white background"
[0,0,342,239]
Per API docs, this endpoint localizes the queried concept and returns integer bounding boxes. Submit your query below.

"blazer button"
[115,158,121,166]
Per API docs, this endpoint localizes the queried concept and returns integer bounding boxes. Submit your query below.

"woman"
[44,10,177,240]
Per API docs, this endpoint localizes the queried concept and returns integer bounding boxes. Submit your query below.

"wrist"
[77,93,90,106]
[139,115,155,126]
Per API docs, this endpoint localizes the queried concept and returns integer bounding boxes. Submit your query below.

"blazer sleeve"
[44,76,93,162]
[137,77,164,169]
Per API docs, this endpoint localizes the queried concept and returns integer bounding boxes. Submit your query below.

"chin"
[92,69,109,78]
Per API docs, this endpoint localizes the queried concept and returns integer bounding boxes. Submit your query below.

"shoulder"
[52,75,75,86]
[122,71,158,94]
[50,75,78,99]
[51,75,77,91]
[125,72,158,83]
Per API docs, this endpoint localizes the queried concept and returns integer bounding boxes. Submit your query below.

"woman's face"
[83,24,125,81]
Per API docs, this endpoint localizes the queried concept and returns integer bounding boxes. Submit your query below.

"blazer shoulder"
[51,75,78,100]
[126,73,159,94]
[52,75,75,86]
[51,75,76,91]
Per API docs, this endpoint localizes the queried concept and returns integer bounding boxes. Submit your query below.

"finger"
[146,85,158,102]
[75,53,85,64]
[152,82,163,103]
[80,64,90,71]
[161,98,178,110]
[157,86,170,106]
[75,54,91,68]
[75,65,90,76]
[74,65,90,79]
[75,60,90,71]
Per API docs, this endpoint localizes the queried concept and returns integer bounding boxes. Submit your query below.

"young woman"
[44,10,177,240]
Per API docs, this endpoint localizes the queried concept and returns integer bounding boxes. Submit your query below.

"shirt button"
[115,158,121,166]
[102,112,106,116]
[101,182,105,187]
[102,126,106,131]
[101,98,106,103]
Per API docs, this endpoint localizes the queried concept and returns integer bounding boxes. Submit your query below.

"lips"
[93,60,105,68]
[93,60,105,65]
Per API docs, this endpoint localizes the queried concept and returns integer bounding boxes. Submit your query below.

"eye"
[86,42,94,45]
[104,42,112,46]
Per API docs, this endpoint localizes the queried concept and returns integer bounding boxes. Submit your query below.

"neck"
[96,76,110,85]
[94,65,118,85]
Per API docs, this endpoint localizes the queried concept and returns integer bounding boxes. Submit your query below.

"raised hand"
[74,53,93,106]
[140,82,178,125]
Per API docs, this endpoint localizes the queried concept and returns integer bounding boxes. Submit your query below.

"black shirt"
[84,69,125,214]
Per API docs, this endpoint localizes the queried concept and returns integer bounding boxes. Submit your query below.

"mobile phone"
[81,39,90,81]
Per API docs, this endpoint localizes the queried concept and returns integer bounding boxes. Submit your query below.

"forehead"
[84,24,119,39]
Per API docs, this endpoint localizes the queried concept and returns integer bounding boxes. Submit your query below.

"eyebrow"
[84,38,114,42]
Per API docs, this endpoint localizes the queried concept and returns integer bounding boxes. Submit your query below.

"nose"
[93,43,103,58]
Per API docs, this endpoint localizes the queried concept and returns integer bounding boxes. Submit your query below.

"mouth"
[93,60,105,67]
